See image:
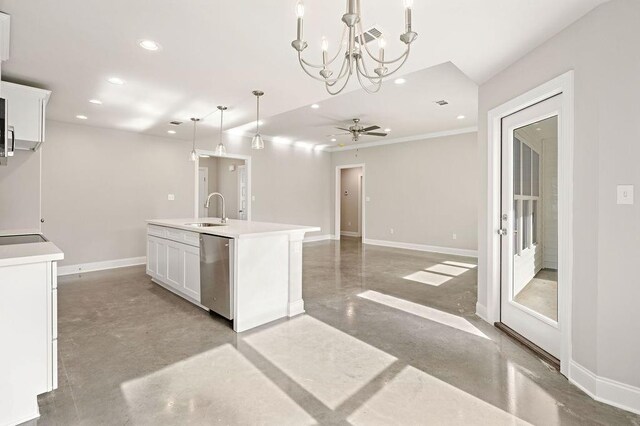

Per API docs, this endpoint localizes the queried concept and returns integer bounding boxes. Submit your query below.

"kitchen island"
[146,218,320,332]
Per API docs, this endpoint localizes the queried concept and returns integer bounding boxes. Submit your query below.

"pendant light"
[214,106,228,156]
[251,90,265,150]
[189,117,200,161]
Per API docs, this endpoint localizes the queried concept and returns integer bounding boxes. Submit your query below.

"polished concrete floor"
[514,269,558,321]
[29,238,639,425]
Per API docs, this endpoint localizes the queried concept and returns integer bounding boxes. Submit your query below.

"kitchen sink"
[185,223,226,227]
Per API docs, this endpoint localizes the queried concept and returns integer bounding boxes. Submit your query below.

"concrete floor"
[515,269,558,321]
[29,238,639,425]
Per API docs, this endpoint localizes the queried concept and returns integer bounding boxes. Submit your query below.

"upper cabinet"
[0,81,51,151]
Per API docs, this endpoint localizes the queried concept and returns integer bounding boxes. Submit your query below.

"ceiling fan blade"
[361,125,380,132]
[327,132,351,136]
[363,132,387,137]
[335,127,351,132]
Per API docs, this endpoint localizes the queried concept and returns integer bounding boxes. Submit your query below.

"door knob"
[497,228,507,236]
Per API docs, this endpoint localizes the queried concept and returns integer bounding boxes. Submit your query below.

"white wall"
[0,149,40,231]
[477,0,640,393]
[340,167,361,236]
[332,131,478,253]
[36,121,331,267]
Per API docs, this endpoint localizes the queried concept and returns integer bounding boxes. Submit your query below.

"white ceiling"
[0,0,607,144]
[234,62,478,149]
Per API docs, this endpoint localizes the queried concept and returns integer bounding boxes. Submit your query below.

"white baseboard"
[363,238,478,258]
[340,231,361,237]
[58,256,147,276]
[475,303,489,322]
[304,234,333,243]
[569,360,640,415]
[288,300,305,317]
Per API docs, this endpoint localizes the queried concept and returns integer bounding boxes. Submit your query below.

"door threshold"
[494,322,560,371]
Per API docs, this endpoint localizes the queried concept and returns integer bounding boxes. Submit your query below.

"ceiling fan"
[334,118,388,143]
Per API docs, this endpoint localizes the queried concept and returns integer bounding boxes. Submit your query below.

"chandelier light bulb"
[296,0,305,18]
[403,0,414,9]
[378,36,386,50]
[321,37,329,52]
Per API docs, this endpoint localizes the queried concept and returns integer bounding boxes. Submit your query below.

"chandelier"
[291,0,417,95]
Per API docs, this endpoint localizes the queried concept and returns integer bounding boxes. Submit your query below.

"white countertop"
[147,218,321,239]
[0,231,64,267]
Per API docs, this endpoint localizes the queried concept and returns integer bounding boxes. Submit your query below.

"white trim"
[364,238,477,258]
[57,256,146,276]
[326,127,478,152]
[303,234,333,243]
[475,303,489,322]
[288,300,305,318]
[340,231,361,237]
[194,150,252,221]
[484,71,574,377]
[569,361,640,415]
[335,164,366,241]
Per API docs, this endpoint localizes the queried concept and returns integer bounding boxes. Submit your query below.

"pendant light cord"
[219,108,224,143]
[192,119,197,150]
[256,96,260,134]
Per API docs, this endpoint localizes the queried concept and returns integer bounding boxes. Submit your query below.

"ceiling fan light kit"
[291,0,418,95]
[335,118,388,142]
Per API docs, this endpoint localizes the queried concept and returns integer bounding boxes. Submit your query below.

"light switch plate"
[617,185,634,205]
[168,194,175,201]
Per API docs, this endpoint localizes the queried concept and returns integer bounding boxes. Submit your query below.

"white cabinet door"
[165,240,185,290]
[156,238,168,281]
[183,245,201,301]
[1,82,49,143]
[147,237,158,276]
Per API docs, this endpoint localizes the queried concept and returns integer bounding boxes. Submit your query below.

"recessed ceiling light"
[384,128,391,132]
[330,138,337,142]
[76,115,88,120]
[394,78,406,85]
[138,39,161,51]
[167,130,176,134]
[89,99,102,105]
[311,104,320,109]
[107,77,125,85]
[457,115,465,120]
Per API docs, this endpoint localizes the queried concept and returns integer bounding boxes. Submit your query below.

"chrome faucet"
[204,192,228,224]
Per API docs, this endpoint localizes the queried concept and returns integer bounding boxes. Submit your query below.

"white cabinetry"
[0,81,51,150]
[0,260,58,425]
[146,226,201,302]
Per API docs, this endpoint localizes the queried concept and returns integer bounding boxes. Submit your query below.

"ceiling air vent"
[169,121,182,126]
[435,100,449,106]
[359,27,383,44]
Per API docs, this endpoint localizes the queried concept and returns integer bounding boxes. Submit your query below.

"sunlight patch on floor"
[348,366,530,425]
[403,270,452,286]
[443,260,477,269]
[358,290,489,340]
[425,263,470,277]
[244,315,396,410]
[120,344,315,425]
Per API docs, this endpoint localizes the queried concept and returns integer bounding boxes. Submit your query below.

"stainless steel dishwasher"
[199,234,233,320]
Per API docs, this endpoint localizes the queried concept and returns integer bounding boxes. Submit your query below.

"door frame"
[198,166,209,218]
[193,150,252,221]
[485,71,574,376]
[335,164,366,240]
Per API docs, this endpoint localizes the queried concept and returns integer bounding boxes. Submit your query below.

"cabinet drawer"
[165,227,200,247]
[148,225,166,238]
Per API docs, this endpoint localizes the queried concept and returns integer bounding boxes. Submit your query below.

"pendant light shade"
[189,117,200,161]
[215,106,228,156]
[251,134,264,150]
[251,90,265,150]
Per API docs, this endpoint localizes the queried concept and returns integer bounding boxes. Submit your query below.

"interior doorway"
[194,152,251,221]
[335,164,365,240]
[485,71,573,376]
